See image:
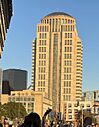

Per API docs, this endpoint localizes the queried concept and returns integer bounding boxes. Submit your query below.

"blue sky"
[0,0,99,91]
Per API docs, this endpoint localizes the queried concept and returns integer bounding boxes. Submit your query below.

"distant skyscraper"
[0,0,12,58]
[3,69,27,90]
[0,68,3,93]
[32,12,83,111]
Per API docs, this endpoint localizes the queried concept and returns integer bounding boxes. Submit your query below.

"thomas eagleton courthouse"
[32,12,83,118]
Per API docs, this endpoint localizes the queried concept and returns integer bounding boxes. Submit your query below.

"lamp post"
[77,101,83,127]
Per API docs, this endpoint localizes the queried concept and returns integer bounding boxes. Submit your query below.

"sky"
[0,0,99,91]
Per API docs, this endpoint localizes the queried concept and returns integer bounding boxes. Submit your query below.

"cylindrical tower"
[33,12,83,112]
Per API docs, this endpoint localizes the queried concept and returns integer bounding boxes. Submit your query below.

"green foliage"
[0,102,27,120]
[86,115,96,124]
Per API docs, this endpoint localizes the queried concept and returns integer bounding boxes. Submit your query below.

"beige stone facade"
[63,101,94,122]
[32,12,83,113]
[0,94,9,104]
[0,0,12,58]
[0,90,52,118]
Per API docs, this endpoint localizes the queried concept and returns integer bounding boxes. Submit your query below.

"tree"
[1,102,27,120]
[76,109,97,126]
[83,110,97,124]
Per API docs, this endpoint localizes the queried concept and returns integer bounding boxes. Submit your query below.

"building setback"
[0,0,12,57]
[32,12,83,115]
[3,69,27,91]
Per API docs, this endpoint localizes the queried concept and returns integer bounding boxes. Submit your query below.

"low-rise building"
[0,90,99,123]
[63,100,99,122]
[0,90,52,118]
[83,90,99,101]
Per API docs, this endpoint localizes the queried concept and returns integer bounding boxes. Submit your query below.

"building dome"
[44,12,73,18]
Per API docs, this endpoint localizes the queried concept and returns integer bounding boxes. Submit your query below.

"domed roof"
[44,12,73,18]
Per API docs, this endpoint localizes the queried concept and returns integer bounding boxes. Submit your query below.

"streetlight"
[77,101,83,127]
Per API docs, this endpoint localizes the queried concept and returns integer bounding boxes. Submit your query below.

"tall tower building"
[32,12,83,111]
[0,0,12,58]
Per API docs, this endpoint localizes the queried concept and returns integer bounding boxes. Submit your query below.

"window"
[40,26,41,32]
[65,19,67,24]
[64,60,72,66]
[67,26,69,31]
[69,88,71,94]
[64,81,69,87]
[74,109,78,113]
[62,19,64,24]
[39,40,41,45]
[24,98,27,101]
[74,104,77,108]
[69,81,71,87]
[64,88,69,94]
[68,109,72,113]
[64,67,71,73]
[39,47,41,52]
[64,54,72,59]
[64,74,71,80]
[68,103,72,108]
[43,88,45,92]
[20,97,23,101]
[65,40,72,45]
[39,54,41,59]
[70,47,72,52]
[38,26,39,32]
[70,40,72,45]
[86,104,90,107]
[39,33,47,39]
[44,54,46,59]
[68,19,70,24]
[65,33,67,38]
[39,33,41,38]
[42,26,44,32]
